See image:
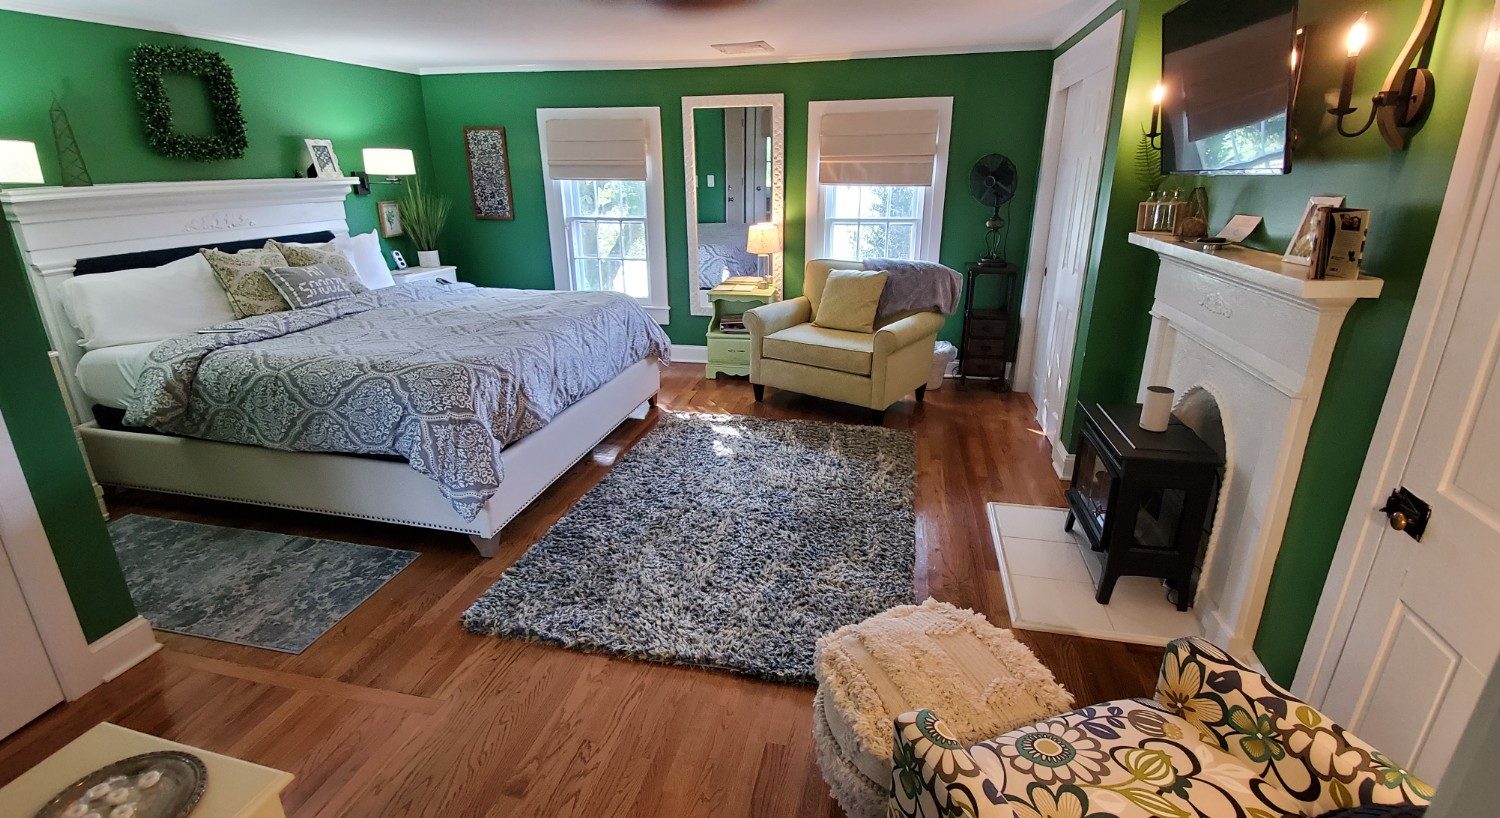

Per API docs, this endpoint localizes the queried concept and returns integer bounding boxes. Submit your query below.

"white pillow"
[61,254,235,350]
[333,230,396,289]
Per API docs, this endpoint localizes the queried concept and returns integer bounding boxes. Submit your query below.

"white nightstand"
[392,265,458,285]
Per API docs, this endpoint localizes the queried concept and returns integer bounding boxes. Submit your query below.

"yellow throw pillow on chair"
[813,269,889,334]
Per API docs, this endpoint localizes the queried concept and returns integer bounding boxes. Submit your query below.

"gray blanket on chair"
[863,258,963,317]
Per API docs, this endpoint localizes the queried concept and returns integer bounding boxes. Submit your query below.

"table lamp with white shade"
[0,140,44,187]
[361,148,416,184]
[745,221,781,281]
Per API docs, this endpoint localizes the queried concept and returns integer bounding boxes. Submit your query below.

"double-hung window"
[539,108,669,323]
[806,98,953,263]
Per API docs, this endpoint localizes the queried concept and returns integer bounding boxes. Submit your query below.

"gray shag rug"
[462,410,916,683]
[110,515,417,653]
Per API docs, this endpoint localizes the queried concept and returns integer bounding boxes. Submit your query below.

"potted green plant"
[399,174,450,267]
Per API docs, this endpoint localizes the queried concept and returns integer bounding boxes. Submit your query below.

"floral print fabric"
[890,637,1434,818]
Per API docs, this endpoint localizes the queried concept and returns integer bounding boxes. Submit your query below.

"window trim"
[538,107,670,324]
[805,97,953,264]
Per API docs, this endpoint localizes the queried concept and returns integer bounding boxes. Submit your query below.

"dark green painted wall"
[0,9,433,641]
[417,52,1056,345]
[693,108,727,224]
[1061,0,1492,682]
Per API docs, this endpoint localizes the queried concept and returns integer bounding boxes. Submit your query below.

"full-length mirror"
[681,93,785,316]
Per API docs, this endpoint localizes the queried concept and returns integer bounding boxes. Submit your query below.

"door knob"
[1379,487,1430,541]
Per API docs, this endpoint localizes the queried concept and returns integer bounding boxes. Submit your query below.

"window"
[561,179,649,298]
[539,108,669,323]
[825,184,925,261]
[806,98,952,263]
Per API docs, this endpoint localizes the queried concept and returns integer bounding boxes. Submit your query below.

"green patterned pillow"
[202,244,292,318]
[268,240,367,294]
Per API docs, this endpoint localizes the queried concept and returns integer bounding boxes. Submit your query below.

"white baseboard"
[1050,436,1075,480]
[671,344,708,364]
[90,616,161,687]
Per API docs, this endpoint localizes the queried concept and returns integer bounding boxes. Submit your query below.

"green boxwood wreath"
[131,44,248,162]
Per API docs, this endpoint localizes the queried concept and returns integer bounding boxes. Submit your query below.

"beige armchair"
[745,259,945,415]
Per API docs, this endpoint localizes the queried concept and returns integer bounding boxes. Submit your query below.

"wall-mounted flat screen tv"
[1161,0,1302,175]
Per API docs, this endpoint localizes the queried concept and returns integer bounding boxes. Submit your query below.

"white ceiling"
[2,0,1109,74]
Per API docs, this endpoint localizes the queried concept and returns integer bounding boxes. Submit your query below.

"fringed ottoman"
[812,598,1074,818]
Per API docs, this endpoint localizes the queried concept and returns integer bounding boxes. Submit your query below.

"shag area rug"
[463,410,916,682]
[110,514,417,653]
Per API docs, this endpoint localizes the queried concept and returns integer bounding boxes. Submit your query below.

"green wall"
[1061,0,1492,682]
[693,108,728,224]
[0,9,433,641]
[417,51,1056,345]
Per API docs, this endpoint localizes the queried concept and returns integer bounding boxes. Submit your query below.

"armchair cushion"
[763,324,875,376]
[814,269,888,334]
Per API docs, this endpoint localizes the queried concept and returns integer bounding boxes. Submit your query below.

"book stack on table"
[717,314,748,335]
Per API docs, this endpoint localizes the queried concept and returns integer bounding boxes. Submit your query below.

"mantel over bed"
[3,177,664,556]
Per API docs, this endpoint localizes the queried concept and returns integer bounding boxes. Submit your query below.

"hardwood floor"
[0,364,1162,816]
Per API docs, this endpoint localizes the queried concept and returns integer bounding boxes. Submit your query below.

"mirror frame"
[680,93,785,316]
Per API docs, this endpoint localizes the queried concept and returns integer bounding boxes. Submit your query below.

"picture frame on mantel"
[1284,195,1345,265]
[464,126,515,221]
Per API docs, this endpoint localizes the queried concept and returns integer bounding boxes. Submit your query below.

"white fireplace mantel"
[1128,232,1382,659]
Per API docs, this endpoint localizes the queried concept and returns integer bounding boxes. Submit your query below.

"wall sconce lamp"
[359,148,417,188]
[1329,1,1446,150]
[1146,83,1167,150]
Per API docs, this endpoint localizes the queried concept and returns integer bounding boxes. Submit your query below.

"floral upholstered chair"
[890,637,1434,818]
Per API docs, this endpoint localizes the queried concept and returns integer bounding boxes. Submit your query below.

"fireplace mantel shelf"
[1129,232,1384,303]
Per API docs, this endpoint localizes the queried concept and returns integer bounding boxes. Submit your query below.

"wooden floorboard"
[0,364,1162,815]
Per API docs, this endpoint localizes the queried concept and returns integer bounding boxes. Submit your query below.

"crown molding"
[1049,0,1120,50]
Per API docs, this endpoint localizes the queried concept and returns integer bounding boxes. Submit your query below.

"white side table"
[392,265,458,285]
[0,723,294,818]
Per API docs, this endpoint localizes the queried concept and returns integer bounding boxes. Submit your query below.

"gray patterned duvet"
[124,282,671,520]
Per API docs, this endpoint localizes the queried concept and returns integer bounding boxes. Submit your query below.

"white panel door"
[1033,69,1111,450]
[1319,97,1500,782]
[0,529,65,738]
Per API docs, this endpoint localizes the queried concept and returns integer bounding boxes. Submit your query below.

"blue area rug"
[109,515,417,653]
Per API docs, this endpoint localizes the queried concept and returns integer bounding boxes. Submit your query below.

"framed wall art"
[378,199,403,238]
[304,138,342,178]
[464,126,515,221]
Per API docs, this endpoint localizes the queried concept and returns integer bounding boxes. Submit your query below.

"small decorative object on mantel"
[302,138,342,179]
[399,174,451,268]
[1172,186,1210,242]
[1316,208,1371,281]
[1284,194,1345,266]
[1215,214,1262,244]
[967,153,1018,264]
[464,125,515,221]
[130,45,247,162]
[49,95,92,187]
[33,751,206,818]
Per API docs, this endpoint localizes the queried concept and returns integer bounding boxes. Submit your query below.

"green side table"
[706,280,776,378]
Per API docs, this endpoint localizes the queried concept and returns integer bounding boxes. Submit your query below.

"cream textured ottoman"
[812,598,1074,818]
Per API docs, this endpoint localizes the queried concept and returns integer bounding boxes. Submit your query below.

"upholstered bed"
[2,178,668,556]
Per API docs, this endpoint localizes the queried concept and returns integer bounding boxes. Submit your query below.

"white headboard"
[0,177,359,416]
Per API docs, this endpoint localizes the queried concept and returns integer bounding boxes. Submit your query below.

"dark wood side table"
[959,260,1019,389]
[1064,402,1223,611]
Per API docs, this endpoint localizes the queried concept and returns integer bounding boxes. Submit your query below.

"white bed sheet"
[75,342,159,410]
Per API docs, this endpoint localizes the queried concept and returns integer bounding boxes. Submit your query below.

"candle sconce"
[1145,83,1166,150]
[1328,1,1446,151]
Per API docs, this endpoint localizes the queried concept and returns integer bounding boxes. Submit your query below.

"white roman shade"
[817,109,941,186]
[545,118,649,181]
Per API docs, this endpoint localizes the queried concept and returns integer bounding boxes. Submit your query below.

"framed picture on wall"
[464,126,515,221]
[378,199,403,238]
[303,138,342,178]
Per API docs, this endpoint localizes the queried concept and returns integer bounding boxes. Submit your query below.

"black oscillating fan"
[969,153,1018,263]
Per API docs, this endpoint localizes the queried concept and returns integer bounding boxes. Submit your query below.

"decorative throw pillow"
[269,240,368,294]
[202,244,292,318]
[814,269,889,334]
[262,263,357,309]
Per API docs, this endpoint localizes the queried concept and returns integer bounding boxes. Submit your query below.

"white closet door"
[0,528,64,738]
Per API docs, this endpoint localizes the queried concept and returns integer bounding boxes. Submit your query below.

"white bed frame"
[1,178,660,556]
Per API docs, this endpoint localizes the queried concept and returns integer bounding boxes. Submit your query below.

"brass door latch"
[1380,486,1431,541]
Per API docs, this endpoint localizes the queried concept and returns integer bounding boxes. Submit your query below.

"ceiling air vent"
[710,41,774,55]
